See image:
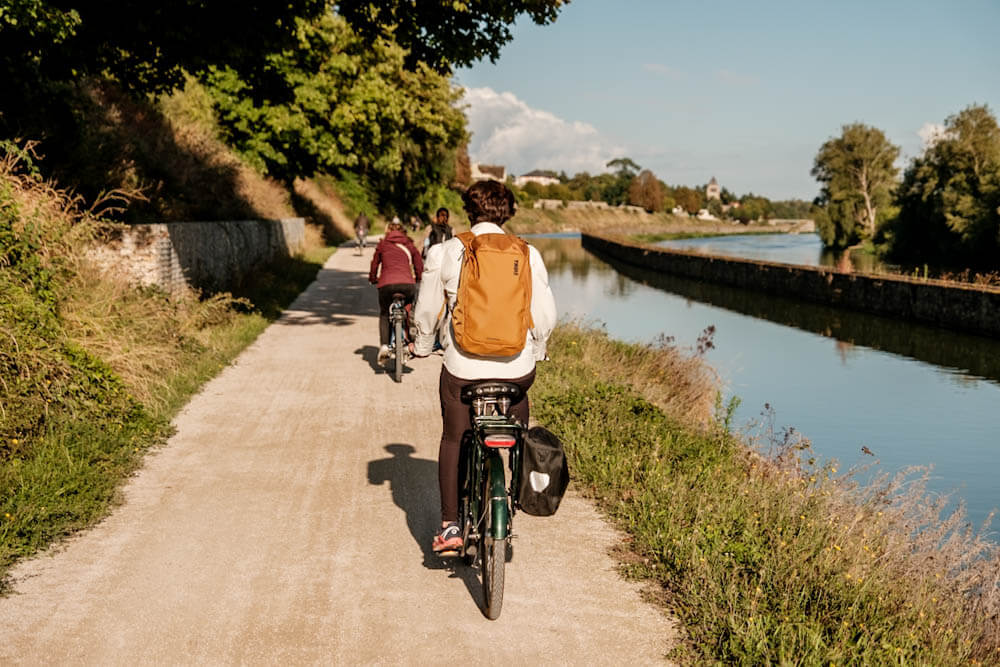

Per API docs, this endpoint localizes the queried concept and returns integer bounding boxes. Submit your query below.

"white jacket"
[413,222,557,380]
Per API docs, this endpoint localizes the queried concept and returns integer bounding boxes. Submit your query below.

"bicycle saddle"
[460,382,523,404]
[391,292,407,299]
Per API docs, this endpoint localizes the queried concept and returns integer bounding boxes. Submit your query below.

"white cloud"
[917,122,951,149]
[642,62,684,79]
[461,87,625,177]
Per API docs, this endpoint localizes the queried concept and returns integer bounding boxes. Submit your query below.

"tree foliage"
[886,105,1000,268]
[811,123,899,248]
[628,169,665,212]
[673,186,704,215]
[335,0,567,72]
[0,0,326,95]
[204,14,466,213]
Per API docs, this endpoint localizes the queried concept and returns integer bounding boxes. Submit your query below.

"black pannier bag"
[518,426,570,516]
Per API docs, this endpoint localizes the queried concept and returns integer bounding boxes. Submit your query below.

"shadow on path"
[367,444,482,609]
[354,346,416,379]
[276,265,379,328]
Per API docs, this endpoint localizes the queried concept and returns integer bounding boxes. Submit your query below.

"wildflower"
[570,341,578,345]
[834,545,841,551]
[11,439,17,445]
[800,515,806,520]
[831,468,837,473]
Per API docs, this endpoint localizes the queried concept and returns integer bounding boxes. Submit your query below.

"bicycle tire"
[481,462,506,620]
[393,317,404,383]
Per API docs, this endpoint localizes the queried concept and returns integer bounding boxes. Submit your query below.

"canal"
[530,233,1000,530]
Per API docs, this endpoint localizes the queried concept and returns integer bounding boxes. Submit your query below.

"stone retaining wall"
[90,219,305,294]
[582,233,1000,338]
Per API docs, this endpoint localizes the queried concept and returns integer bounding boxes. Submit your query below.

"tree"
[606,157,641,178]
[811,123,899,248]
[887,104,1000,267]
[335,0,567,72]
[205,14,467,210]
[673,186,703,215]
[602,157,641,206]
[0,0,326,95]
[627,170,665,212]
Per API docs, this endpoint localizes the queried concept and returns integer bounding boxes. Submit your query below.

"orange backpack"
[451,232,533,357]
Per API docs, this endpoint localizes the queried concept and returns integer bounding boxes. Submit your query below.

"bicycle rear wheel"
[393,317,404,383]
[481,459,506,620]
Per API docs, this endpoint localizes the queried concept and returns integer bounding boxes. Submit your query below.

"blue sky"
[456,0,1000,200]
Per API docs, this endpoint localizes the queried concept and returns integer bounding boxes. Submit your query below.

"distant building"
[471,163,507,182]
[706,176,721,201]
[515,170,560,188]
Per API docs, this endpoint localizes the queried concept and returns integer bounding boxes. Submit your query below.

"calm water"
[529,234,1000,530]
[658,232,888,273]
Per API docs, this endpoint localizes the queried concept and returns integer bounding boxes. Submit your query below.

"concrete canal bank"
[582,233,1000,338]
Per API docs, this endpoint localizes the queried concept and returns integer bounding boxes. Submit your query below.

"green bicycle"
[456,381,525,620]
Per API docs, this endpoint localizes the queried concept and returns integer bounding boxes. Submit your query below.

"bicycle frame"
[461,405,523,546]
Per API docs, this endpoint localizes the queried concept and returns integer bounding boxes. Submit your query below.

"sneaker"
[377,344,391,365]
[432,522,462,553]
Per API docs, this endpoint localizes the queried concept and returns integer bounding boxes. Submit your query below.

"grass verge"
[0,150,334,585]
[533,324,1000,664]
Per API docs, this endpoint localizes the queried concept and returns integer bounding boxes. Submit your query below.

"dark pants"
[377,283,416,345]
[438,366,535,522]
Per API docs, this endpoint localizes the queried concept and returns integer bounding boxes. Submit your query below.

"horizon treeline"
[512,162,811,222]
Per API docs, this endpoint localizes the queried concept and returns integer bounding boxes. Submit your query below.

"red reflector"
[484,434,516,448]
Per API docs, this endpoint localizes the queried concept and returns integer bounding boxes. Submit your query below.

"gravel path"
[0,247,677,664]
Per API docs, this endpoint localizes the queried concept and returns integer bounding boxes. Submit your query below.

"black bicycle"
[456,381,525,620]
[387,292,410,383]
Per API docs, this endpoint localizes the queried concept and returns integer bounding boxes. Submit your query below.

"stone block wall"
[582,233,1000,338]
[90,219,305,294]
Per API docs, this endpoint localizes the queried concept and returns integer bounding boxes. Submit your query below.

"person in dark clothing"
[354,213,370,254]
[422,207,453,259]
[369,220,424,365]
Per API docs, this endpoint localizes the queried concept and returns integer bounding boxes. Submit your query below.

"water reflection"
[528,234,1000,530]
[590,248,1000,386]
[657,232,888,273]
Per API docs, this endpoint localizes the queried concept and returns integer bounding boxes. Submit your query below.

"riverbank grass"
[534,324,1000,664]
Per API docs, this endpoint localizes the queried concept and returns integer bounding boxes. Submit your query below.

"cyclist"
[422,207,453,259]
[412,181,556,553]
[369,218,423,366]
[354,213,370,254]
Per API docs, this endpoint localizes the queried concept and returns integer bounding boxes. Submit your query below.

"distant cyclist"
[412,181,556,553]
[369,218,423,365]
[422,207,453,259]
[354,213,370,254]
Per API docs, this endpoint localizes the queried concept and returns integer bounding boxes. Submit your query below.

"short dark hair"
[462,180,516,225]
[436,207,449,217]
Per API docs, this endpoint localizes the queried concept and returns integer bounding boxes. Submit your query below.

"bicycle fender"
[488,454,509,540]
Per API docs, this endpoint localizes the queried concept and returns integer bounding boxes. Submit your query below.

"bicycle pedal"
[436,549,460,558]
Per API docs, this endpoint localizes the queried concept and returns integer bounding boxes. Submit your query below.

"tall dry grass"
[534,324,1000,664]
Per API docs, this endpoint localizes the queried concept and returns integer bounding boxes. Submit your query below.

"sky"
[456,0,1000,200]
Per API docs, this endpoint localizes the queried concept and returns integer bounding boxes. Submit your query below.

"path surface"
[0,248,677,664]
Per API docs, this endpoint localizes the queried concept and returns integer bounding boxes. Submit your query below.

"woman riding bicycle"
[412,181,556,553]
[369,218,423,366]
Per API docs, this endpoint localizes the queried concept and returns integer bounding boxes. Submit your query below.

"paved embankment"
[583,232,1000,338]
[0,247,676,664]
